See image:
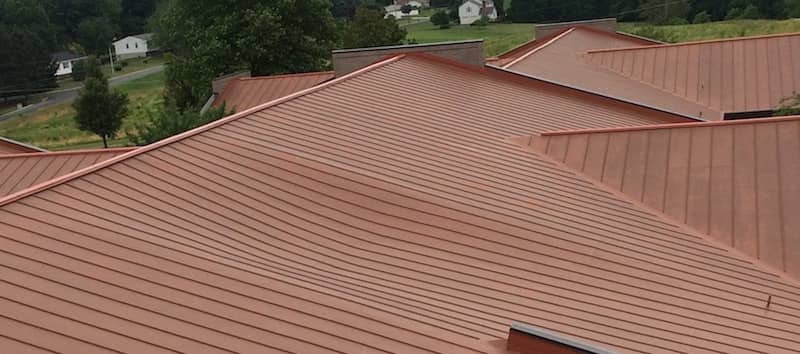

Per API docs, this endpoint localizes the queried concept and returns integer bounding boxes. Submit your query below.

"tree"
[638,0,689,24]
[128,99,228,145]
[787,0,800,17]
[152,0,338,110]
[120,0,158,35]
[0,0,57,103]
[342,7,406,48]
[741,4,762,18]
[693,10,712,23]
[77,16,116,55]
[46,0,122,50]
[72,56,129,148]
[431,10,451,28]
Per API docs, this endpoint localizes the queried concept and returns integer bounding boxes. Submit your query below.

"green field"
[619,19,800,43]
[0,70,165,151]
[405,22,534,56]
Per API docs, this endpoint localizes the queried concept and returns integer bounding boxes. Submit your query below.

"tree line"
[507,0,798,24]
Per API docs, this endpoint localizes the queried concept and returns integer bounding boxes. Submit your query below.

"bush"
[788,0,800,18]
[666,17,689,25]
[401,4,412,14]
[127,99,229,146]
[113,63,123,71]
[741,4,761,19]
[725,7,743,20]
[693,11,711,24]
[774,93,800,117]
[71,59,87,81]
[628,25,676,43]
[471,16,489,26]
[430,10,450,28]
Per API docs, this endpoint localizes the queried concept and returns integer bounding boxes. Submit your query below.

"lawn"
[618,18,800,43]
[0,70,165,151]
[405,22,534,56]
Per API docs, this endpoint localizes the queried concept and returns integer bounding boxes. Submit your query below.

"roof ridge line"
[236,71,335,81]
[540,115,800,136]
[0,147,136,159]
[587,31,800,54]
[0,136,47,152]
[0,54,406,208]
[488,65,704,121]
[508,136,800,287]
[502,28,575,68]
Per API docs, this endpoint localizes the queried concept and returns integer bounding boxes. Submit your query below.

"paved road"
[0,65,164,121]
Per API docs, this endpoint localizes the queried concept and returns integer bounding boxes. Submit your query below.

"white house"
[384,4,419,18]
[112,33,154,60]
[51,51,86,77]
[458,0,497,25]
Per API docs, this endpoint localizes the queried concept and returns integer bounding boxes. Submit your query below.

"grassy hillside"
[619,19,800,43]
[0,71,165,150]
[405,22,534,56]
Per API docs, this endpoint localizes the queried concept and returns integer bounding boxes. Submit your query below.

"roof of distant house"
[0,52,797,354]
[494,26,722,120]
[212,71,335,112]
[50,51,84,63]
[0,137,46,154]
[584,32,800,115]
[132,33,154,41]
[0,147,134,200]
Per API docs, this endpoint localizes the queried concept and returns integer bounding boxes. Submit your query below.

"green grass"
[0,70,165,150]
[405,22,534,56]
[619,19,800,43]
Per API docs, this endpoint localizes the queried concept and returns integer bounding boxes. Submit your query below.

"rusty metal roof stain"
[212,71,336,112]
[0,147,134,199]
[584,32,800,114]
[0,53,799,353]
[527,115,800,281]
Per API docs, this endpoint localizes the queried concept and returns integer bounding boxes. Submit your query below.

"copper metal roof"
[524,115,800,281]
[0,147,134,199]
[0,54,798,353]
[498,27,722,120]
[212,71,335,112]
[584,32,800,114]
[0,136,47,154]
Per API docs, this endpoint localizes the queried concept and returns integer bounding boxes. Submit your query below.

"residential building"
[50,51,86,76]
[112,33,155,60]
[459,0,497,25]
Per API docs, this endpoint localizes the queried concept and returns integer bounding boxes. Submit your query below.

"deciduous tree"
[0,0,57,102]
[152,0,338,110]
[73,56,129,148]
[342,7,407,48]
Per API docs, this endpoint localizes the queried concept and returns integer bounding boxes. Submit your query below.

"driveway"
[0,65,164,121]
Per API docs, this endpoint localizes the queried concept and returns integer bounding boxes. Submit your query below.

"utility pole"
[108,45,115,75]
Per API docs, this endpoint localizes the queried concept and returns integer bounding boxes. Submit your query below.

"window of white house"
[467,6,471,12]
[126,43,130,49]
[135,43,138,48]
[63,61,70,69]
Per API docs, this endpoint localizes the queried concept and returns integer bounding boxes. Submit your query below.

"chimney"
[535,18,617,39]
[332,40,485,76]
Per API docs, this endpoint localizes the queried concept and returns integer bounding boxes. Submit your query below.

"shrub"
[725,7,743,20]
[741,4,761,19]
[788,0,800,18]
[127,99,229,146]
[692,11,711,24]
[113,63,123,71]
[71,59,87,81]
[430,10,450,28]
[774,93,800,117]
[628,25,676,43]
[401,4,412,14]
[471,16,489,26]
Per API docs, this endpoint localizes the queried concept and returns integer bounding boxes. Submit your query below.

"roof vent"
[332,40,484,76]
[535,18,617,39]
[506,322,618,354]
